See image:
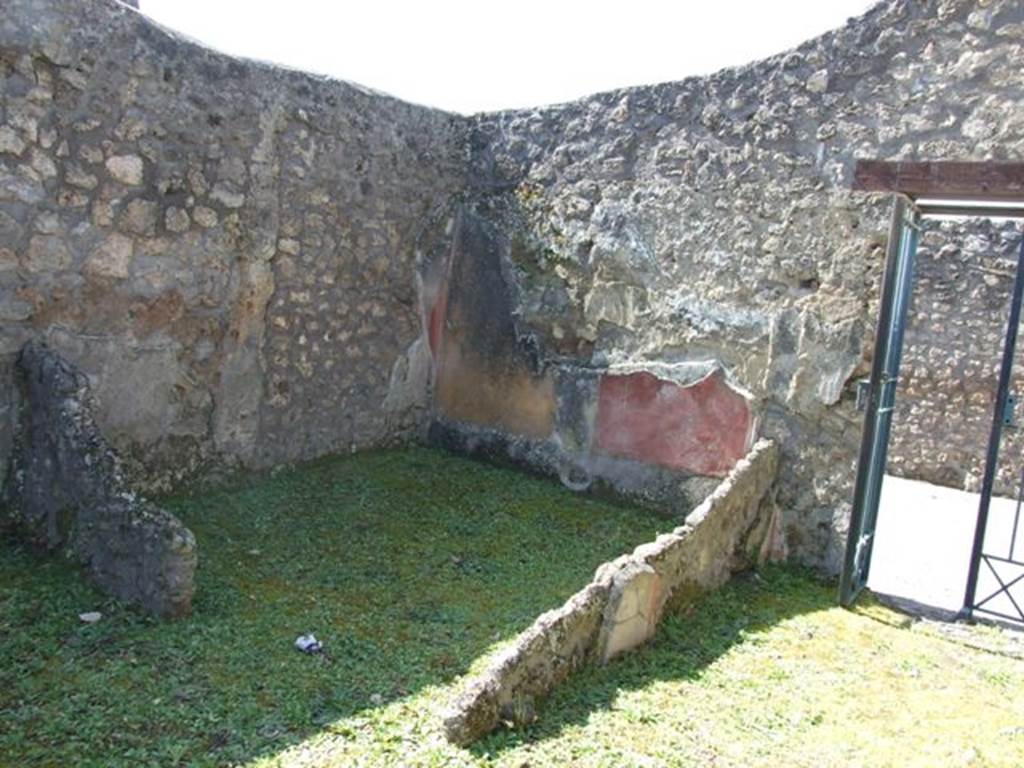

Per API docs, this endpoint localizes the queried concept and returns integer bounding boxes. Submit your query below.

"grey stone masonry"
[458,0,1024,570]
[0,0,465,494]
[2,342,197,617]
[2,0,1023,576]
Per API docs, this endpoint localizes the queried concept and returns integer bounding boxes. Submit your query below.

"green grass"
[4,447,1024,767]
[0,447,664,767]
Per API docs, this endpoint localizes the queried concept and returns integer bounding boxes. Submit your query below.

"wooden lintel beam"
[853,160,1024,201]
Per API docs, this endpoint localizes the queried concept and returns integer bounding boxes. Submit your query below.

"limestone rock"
[33,212,60,235]
[0,126,27,156]
[597,561,661,661]
[0,247,17,271]
[192,205,218,228]
[65,164,98,189]
[0,295,33,322]
[30,149,57,179]
[0,170,44,203]
[85,233,134,279]
[105,154,144,185]
[0,210,24,244]
[807,69,830,93]
[120,199,158,236]
[24,235,71,272]
[165,206,189,233]
[210,182,244,208]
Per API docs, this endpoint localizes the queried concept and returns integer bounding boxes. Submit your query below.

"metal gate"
[838,197,920,606]
[963,238,1024,623]
[839,192,1024,621]
[841,160,1024,616]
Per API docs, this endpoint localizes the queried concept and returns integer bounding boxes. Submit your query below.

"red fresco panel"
[427,279,448,358]
[595,370,753,477]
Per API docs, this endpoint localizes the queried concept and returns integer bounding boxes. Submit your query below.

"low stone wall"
[442,439,779,745]
[2,342,196,617]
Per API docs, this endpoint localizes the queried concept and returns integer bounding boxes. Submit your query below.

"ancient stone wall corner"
[2,341,197,617]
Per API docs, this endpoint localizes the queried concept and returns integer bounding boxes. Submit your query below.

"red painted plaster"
[594,370,753,476]
[427,279,448,358]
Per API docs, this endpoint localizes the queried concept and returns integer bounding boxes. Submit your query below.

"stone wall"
[890,218,1024,497]
[3,342,196,617]
[425,208,738,515]
[0,0,465,492]
[442,439,779,746]
[3,0,1023,574]
[445,0,1024,570]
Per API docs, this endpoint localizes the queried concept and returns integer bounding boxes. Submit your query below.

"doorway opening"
[840,161,1024,626]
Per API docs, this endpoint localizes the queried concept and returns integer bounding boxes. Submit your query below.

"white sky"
[138,0,878,115]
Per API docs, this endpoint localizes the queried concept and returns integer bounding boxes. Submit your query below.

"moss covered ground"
[2,447,1023,767]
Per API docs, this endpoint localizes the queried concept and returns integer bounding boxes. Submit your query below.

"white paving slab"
[868,475,1024,623]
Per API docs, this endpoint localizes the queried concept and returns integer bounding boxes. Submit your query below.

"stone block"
[85,233,133,278]
[24,235,71,272]
[165,206,190,233]
[120,198,158,236]
[598,561,662,661]
[105,154,144,185]
[0,126,27,156]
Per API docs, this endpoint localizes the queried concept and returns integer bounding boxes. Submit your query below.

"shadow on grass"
[469,565,836,759]
[0,447,666,767]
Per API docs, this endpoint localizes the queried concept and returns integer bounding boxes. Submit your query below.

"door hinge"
[1003,394,1017,427]
[855,378,871,412]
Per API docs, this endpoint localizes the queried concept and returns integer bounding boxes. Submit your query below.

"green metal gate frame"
[839,197,920,606]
